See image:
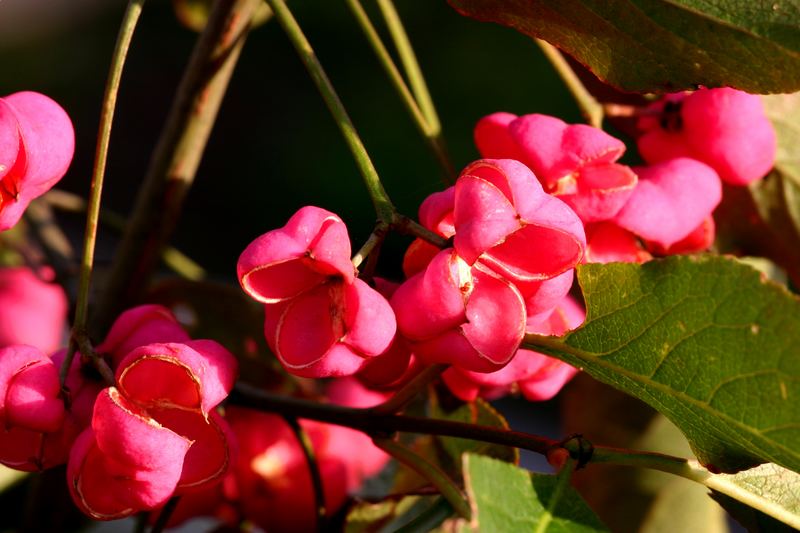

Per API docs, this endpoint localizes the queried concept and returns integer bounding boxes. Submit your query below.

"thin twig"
[44,189,205,280]
[374,438,471,519]
[376,0,454,182]
[347,0,455,182]
[92,0,260,336]
[535,39,603,129]
[232,383,559,456]
[376,0,439,134]
[264,0,396,223]
[352,221,389,269]
[229,383,710,479]
[150,496,181,533]
[391,214,449,248]
[75,333,115,386]
[284,416,327,532]
[370,363,447,415]
[60,0,146,385]
[232,384,799,522]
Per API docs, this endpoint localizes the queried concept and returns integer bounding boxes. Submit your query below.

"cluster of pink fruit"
[2,303,237,520]
[238,87,776,403]
[1,291,388,529]
[0,86,777,528]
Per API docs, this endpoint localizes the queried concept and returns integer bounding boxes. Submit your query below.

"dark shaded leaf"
[526,256,800,473]
[447,0,800,94]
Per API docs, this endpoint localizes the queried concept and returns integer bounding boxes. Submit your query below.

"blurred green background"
[0,0,580,281]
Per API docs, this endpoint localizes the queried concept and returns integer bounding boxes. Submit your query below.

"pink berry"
[614,158,721,249]
[0,267,68,354]
[323,378,390,490]
[0,344,64,438]
[515,270,575,326]
[116,340,237,416]
[453,159,585,283]
[68,389,193,519]
[391,248,526,372]
[239,206,396,378]
[637,88,776,186]
[646,216,716,256]
[443,296,584,402]
[96,304,191,370]
[0,345,74,472]
[237,206,355,304]
[584,222,652,264]
[225,407,349,532]
[0,92,74,231]
[263,278,396,378]
[475,113,637,222]
[67,339,238,520]
[356,279,419,389]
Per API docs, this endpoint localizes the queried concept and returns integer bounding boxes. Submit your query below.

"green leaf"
[463,454,608,532]
[525,256,800,473]
[712,493,794,532]
[708,463,800,531]
[446,0,800,94]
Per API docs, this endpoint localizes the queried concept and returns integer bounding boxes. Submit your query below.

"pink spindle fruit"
[475,113,637,222]
[238,206,354,304]
[391,248,526,372]
[443,296,584,402]
[323,378,390,490]
[67,340,238,520]
[262,278,397,377]
[225,407,349,533]
[637,88,776,186]
[584,222,652,264]
[614,158,721,249]
[0,345,69,471]
[239,206,397,378]
[453,159,585,283]
[96,304,191,370]
[0,92,74,231]
[0,267,67,353]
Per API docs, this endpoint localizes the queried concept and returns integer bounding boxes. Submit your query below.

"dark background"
[0,0,581,281]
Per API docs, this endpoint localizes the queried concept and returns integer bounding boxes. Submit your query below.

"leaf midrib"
[524,335,799,468]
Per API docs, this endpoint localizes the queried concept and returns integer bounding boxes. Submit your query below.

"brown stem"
[74,332,116,386]
[228,384,705,480]
[391,213,449,248]
[150,496,181,533]
[369,363,447,415]
[230,383,557,455]
[91,0,260,337]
